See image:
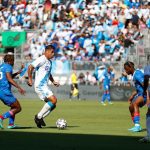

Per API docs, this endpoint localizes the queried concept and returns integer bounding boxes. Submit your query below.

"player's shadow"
[45,125,79,129]
[8,126,36,129]
[0,131,149,150]
[140,128,147,132]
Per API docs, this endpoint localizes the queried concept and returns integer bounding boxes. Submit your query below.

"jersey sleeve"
[31,56,45,68]
[5,64,12,73]
[135,71,144,84]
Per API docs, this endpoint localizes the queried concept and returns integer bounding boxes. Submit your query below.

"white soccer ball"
[56,118,67,129]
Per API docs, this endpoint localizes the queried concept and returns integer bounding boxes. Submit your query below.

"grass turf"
[0,100,149,150]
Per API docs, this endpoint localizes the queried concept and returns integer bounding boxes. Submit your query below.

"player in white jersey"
[27,45,60,128]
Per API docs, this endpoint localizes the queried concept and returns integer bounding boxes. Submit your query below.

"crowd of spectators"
[0,0,150,62]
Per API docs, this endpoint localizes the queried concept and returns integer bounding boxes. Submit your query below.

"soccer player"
[139,65,150,142]
[124,61,146,132]
[27,44,60,128]
[0,54,25,129]
[99,65,115,106]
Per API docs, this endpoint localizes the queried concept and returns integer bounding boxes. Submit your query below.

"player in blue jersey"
[99,65,115,106]
[124,61,146,132]
[139,65,150,143]
[27,45,60,128]
[0,54,25,129]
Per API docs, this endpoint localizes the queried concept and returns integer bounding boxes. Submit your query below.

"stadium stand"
[0,0,149,83]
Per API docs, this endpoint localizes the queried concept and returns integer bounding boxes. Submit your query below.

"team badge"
[45,66,50,71]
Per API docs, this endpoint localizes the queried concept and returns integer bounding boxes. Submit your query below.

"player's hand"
[18,63,25,74]
[53,81,60,87]
[18,87,25,95]
[27,78,33,87]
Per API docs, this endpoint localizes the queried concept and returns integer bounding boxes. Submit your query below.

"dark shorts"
[132,93,147,107]
[71,84,78,91]
[0,90,17,106]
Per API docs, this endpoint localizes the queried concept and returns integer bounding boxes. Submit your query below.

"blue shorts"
[103,84,110,91]
[0,90,17,106]
[132,93,147,107]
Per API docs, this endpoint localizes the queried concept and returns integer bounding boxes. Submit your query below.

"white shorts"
[35,85,53,101]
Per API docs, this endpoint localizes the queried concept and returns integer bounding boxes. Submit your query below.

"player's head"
[4,53,14,66]
[124,61,135,75]
[45,44,55,59]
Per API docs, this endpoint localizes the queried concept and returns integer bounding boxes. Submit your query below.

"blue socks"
[102,93,111,102]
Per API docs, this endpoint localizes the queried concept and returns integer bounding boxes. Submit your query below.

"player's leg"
[146,93,150,139]
[139,91,150,143]
[35,87,56,128]
[139,107,150,143]
[128,103,135,130]
[0,91,5,129]
[146,107,150,138]
[37,95,57,119]
[69,84,74,100]
[101,85,107,105]
[129,103,134,123]
[35,95,57,128]
[101,91,107,106]
[101,85,109,105]
[129,96,145,132]
[107,86,113,104]
[0,92,21,129]
[7,99,22,129]
[75,84,80,100]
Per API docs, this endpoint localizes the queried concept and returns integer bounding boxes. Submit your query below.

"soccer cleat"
[34,115,42,128]
[40,118,46,126]
[34,115,46,128]
[7,125,18,129]
[101,102,106,106]
[139,136,150,143]
[0,119,4,129]
[108,102,113,105]
[128,125,142,132]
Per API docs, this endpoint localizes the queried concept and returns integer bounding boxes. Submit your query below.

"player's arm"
[6,72,25,95]
[12,64,24,78]
[49,74,60,87]
[27,64,35,86]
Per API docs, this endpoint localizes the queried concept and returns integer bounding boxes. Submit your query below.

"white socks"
[37,103,51,119]
[43,110,51,118]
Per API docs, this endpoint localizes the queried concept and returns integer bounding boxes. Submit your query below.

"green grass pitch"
[0,100,149,150]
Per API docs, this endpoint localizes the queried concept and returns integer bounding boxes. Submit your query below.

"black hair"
[124,61,134,68]
[4,54,14,63]
[45,44,55,51]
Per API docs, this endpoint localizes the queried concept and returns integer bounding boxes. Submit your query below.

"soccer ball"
[56,118,67,129]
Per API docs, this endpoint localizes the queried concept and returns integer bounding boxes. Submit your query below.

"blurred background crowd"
[0,0,149,61]
[0,0,149,85]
